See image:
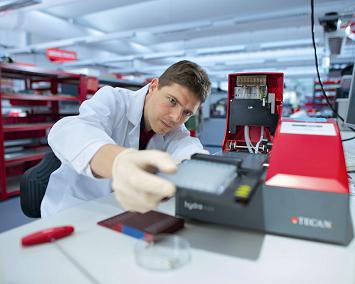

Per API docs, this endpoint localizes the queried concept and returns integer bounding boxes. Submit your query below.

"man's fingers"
[134,150,177,173]
[112,149,178,213]
[124,163,176,197]
[119,197,153,213]
[113,170,166,211]
[116,189,158,213]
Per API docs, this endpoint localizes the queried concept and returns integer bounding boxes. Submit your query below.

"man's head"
[144,60,211,135]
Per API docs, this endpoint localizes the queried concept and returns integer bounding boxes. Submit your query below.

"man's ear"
[149,78,159,92]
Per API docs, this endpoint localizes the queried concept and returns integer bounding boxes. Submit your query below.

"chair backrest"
[20,150,61,218]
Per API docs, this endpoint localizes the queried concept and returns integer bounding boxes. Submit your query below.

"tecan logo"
[290,216,333,229]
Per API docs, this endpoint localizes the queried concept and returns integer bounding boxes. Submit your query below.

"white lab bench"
[0,132,354,284]
[0,190,354,284]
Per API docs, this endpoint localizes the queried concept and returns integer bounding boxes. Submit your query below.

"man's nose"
[170,106,183,123]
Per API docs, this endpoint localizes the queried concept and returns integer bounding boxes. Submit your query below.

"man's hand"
[112,149,177,213]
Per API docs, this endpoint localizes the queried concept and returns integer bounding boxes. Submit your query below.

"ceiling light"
[0,0,41,12]
[196,45,245,55]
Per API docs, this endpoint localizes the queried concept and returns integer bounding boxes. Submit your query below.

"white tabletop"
[0,192,354,284]
[342,130,355,153]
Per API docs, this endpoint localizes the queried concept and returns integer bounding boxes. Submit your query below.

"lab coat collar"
[127,84,150,148]
[127,84,150,127]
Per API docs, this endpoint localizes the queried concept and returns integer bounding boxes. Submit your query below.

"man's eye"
[168,97,177,106]
[184,111,193,117]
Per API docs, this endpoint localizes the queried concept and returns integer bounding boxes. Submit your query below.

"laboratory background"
[0,0,355,283]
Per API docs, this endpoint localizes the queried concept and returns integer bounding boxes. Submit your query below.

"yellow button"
[234,185,251,198]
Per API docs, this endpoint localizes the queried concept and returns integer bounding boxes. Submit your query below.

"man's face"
[144,79,201,135]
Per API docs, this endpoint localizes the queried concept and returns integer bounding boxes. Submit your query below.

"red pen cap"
[21,226,74,246]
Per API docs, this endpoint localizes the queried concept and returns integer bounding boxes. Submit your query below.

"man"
[41,60,211,217]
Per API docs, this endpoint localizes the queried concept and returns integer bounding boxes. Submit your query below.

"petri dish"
[134,234,191,271]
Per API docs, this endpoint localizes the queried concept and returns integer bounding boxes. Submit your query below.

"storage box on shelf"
[0,64,98,200]
[305,79,341,117]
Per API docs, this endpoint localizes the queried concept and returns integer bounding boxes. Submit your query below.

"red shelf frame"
[1,93,81,102]
[0,63,82,79]
[0,63,96,200]
[309,79,341,117]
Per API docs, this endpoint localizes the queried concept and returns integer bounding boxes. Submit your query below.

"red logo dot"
[291,217,298,224]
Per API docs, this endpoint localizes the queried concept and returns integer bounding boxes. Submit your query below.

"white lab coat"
[41,84,206,217]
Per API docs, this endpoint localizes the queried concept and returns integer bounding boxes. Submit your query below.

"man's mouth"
[161,120,172,128]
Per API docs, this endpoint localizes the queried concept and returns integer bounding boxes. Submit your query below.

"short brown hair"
[158,60,211,103]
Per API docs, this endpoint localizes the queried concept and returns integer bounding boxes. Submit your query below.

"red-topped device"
[262,118,352,245]
[266,118,349,194]
[222,72,283,153]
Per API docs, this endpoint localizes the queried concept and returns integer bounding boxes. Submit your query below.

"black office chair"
[20,150,61,218]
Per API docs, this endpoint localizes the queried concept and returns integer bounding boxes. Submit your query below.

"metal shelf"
[3,122,54,132]
[0,63,89,200]
[4,139,44,147]
[4,147,50,167]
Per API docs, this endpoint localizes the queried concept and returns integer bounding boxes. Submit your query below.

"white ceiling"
[0,0,354,83]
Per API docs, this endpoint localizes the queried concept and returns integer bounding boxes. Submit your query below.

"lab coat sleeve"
[48,86,124,177]
[166,127,209,163]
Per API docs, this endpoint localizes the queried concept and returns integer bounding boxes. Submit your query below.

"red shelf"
[1,93,80,102]
[0,63,81,80]
[0,63,91,200]
[304,102,335,107]
[313,94,336,98]
[5,147,50,166]
[3,122,54,132]
[314,88,338,92]
[311,79,339,116]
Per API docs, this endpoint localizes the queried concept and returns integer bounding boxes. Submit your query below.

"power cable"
[310,0,355,141]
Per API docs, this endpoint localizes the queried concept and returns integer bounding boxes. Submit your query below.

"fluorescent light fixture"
[0,0,41,12]
[7,37,88,54]
[100,55,136,63]
[151,20,212,36]
[260,39,319,49]
[63,59,96,67]
[196,45,245,55]
[84,32,134,44]
[224,59,265,66]
[62,55,136,67]
[6,47,32,54]
[142,51,185,60]
[233,9,308,25]
[205,66,325,79]
[186,47,317,65]
[277,55,322,62]
[6,32,135,55]
[110,64,168,75]
[63,68,101,77]
[65,50,186,67]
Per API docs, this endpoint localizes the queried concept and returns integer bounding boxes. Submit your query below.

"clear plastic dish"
[134,234,191,271]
